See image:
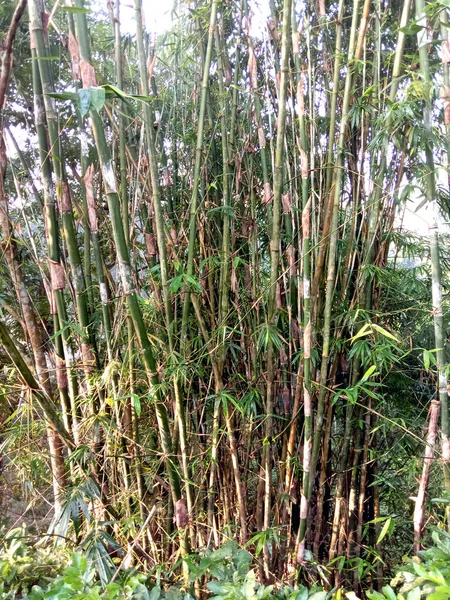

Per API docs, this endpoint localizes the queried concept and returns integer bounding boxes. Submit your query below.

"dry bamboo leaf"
[445,103,450,127]
[231,266,237,293]
[234,155,242,190]
[263,182,272,204]
[300,149,308,178]
[50,260,65,290]
[282,192,291,214]
[258,127,266,148]
[287,244,296,274]
[42,11,49,41]
[68,31,80,79]
[80,59,97,88]
[224,62,232,85]
[302,197,312,237]
[245,265,252,292]
[148,53,157,83]
[276,282,282,308]
[61,182,71,213]
[163,169,173,187]
[317,0,325,17]
[29,24,36,50]
[440,85,450,100]
[56,354,68,390]
[84,164,97,232]
[248,47,258,91]
[267,16,279,41]
[292,319,300,340]
[146,232,157,256]
[175,498,189,528]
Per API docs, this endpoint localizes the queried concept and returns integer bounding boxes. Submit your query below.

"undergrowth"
[3,526,450,600]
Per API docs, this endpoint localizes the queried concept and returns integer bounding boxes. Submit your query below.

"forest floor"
[0,460,52,534]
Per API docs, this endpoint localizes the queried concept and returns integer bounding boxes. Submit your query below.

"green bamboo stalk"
[72,3,188,554]
[68,13,94,315]
[244,0,272,210]
[29,0,96,378]
[212,26,247,543]
[134,0,173,335]
[134,0,195,537]
[29,29,80,441]
[229,0,244,153]
[317,0,360,563]
[307,0,355,497]
[263,0,291,577]
[363,0,411,293]
[311,0,344,310]
[111,0,130,243]
[440,4,450,506]
[414,0,450,517]
[180,0,218,346]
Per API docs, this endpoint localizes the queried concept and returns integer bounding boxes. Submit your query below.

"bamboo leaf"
[46,92,78,101]
[377,517,392,544]
[350,323,373,342]
[90,87,105,112]
[361,365,377,381]
[308,593,327,600]
[102,83,153,103]
[406,588,420,600]
[423,349,431,371]
[399,21,423,35]
[207,205,235,218]
[371,324,400,342]
[133,396,142,418]
[366,592,386,600]
[77,87,105,116]
[60,6,91,12]
[381,586,396,600]
[102,82,129,100]
[78,88,91,117]
[428,592,450,600]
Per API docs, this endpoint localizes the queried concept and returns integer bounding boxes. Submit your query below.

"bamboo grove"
[1,0,450,591]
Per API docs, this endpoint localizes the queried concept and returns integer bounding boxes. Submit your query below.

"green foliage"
[0,527,69,599]
[11,534,450,600]
[183,541,252,583]
[24,552,151,600]
[349,531,450,600]
[0,539,334,600]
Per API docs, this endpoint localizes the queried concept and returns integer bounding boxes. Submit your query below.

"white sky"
[120,2,173,35]
[118,0,270,37]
